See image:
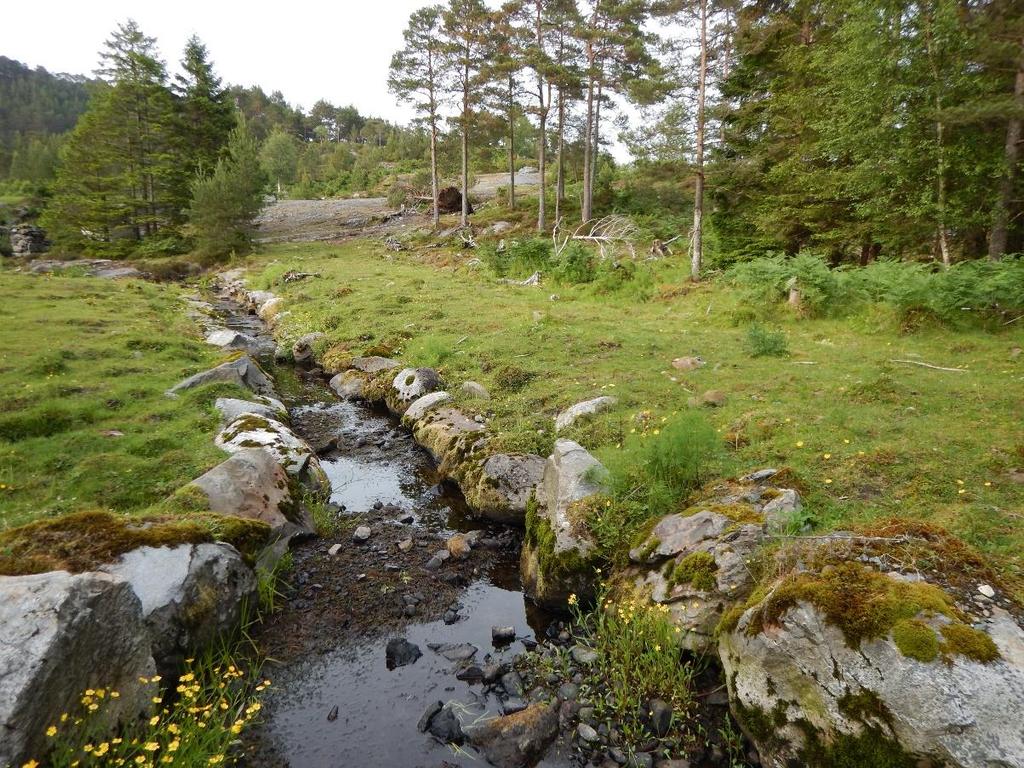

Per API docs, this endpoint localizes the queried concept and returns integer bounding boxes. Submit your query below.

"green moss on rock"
[891,619,939,662]
[666,551,718,592]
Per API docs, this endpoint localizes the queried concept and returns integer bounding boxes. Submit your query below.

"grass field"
[0,272,241,531]
[241,237,1024,586]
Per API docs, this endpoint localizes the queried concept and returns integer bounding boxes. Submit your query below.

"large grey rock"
[350,356,402,374]
[9,225,49,256]
[292,332,326,364]
[204,329,272,356]
[387,367,443,415]
[722,586,1024,768]
[0,572,155,768]
[464,453,546,524]
[629,511,731,564]
[100,544,256,670]
[463,703,559,768]
[521,440,605,609]
[189,448,314,540]
[762,488,802,532]
[329,370,366,399]
[555,396,617,432]
[215,414,324,486]
[166,356,276,398]
[411,407,486,475]
[214,396,288,425]
[462,380,491,400]
[403,391,451,424]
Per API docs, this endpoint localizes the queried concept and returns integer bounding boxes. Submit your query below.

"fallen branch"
[889,359,966,372]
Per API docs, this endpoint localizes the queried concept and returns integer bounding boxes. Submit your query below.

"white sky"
[4,0,428,122]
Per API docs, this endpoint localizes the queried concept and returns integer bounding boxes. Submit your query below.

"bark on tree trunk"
[582,46,594,223]
[535,2,546,233]
[691,0,708,282]
[989,36,1024,261]
[555,87,565,224]
[924,10,950,268]
[461,61,470,228]
[589,77,603,217]
[429,117,440,229]
[509,77,516,211]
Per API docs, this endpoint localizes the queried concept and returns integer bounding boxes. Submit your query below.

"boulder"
[461,380,491,400]
[486,221,514,235]
[722,592,1024,768]
[0,572,155,768]
[671,356,705,371]
[701,390,727,407]
[463,453,546,525]
[387,367,443,415]
[521,440,605,609]
[188,448,314,540]
[402,391,451,424]
[463,703,559,768]
[349,356,402,374]
[763,488,802,532]
[411,407,486,475]
[215,414,324,487]
[292,332,326,364]
[555,396,617,432]
[100,543,256,670]
[166,356,276,398]
[9,225,50,257]
[257,297,285,323]
[204,329,272,356]
[629,511,731,564]
[214,396,288,425]
[329,370,366,399]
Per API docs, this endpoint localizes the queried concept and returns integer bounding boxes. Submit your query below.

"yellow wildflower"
[567,593,578,606]
[46,726,57,737]
[167,724,180,735]
[143,742,160,752]
[796,441,804,448]
[149,716,160,726]
[22,761,40,768]
[167,741,180,753]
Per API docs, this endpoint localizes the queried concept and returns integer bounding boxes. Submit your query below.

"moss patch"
[939,622,1000,663]
[665,551,718,592]
[524,495,600,579]
[891,619,940,662]
[0,510,270,575]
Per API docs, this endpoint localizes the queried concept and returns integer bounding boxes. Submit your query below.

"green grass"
[236,238,1024,586]
[0,272,237,531]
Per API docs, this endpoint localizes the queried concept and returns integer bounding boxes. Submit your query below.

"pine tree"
[188,115,267,261]
[389,5,447,228]
[174,36,235,176]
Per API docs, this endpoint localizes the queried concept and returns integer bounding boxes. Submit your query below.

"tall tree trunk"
[535,2,546,233]
[582,40,595,223]
[990,36,1024,260]
[589,77,602,216]
[555,87,565,225]
[461,61,470,228]
[924,9,950,268]
[691,0,708,282]
[508,75,516,210]
[429,115,440,228]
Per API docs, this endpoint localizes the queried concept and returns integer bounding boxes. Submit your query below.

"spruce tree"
[174,36,235,176]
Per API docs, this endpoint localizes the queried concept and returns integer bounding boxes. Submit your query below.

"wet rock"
[428,702,465,744]
[402,391,452,424]
[521,439,605,610]
[100,543,256,670]
[353,526,372,542]
[0,572,155,768]
[501,671,525,697]
[385,637,422,669]
[214,396,288,425]
[762,488,802,532]
[722,585,1024,768]
[387,367,443,415]
[189,448,311,541]
[411,407,486,474]
[502,697,528,715]
[555,396,618,432]
[425,550,451,571]
[464,453,545,525]
[428,642,478,662]
[464,703,559,768]
[167,356,276,398]
[417,700,443,732]
[292,332,326,364]
[444,610,459,624]
[447,534,472,560]
[456,664,485,682]
[205,329,271,356]
[329,370,366,399]
[492,626,516,644]
[326,705,338,722]
[558,682,579,701]
[462,380,491,399]
[647,699,672,737]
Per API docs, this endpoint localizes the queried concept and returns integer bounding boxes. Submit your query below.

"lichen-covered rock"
[166,356,276,398]
[215,414,324,487]
[204,328,272,356]
[387,367,442,415]
[463,703,559,768]
[189,448,314,540]
[403,391,451,424]
[100,544,256,671]
[521,440,605,610]
[0,571,155,768]
[762,488,802,532]
[214,396,288,425]
[461,380,491,399]
[411,406,486,475]
[463,453,545,524]
[292,332,326,364]
[329,369,367,399]
[721,564,1024,768]
[555,396,617,432]
[257,297,285,323]
[350,356,402,374]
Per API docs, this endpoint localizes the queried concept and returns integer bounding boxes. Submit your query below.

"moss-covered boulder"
[386,367,443,415]
[721,560,1024,768]
[410,406,487,477]
[521,439,605,610]
[166,356,277,398]
[462,453,546,525]
[215,413,328,494]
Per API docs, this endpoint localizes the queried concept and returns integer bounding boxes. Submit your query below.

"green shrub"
[746,323,789,357]
[552,242,597,284]
[727,252,841,315]
[480,237,552,278]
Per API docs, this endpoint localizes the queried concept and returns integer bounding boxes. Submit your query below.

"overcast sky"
[4,1,432,123]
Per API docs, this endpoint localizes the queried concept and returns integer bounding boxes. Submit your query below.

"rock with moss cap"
[721,561,1024,768]
[386,367,443,415]
[554,396,617,432]
[214,396,288,425]
[410,406,487,477]
[402,391,452,424]
[521,439,605,610]
[463,453,546,524]
[292,332,326,364]
[215,413,327,494]
[100,543,256,673]
[0,571,156,768]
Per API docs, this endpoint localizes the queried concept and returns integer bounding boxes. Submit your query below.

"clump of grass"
[39,649,269,768]
[568,586,697,744]
[746,323,789,357]
[257,550,294,615]
[493,364,535,392]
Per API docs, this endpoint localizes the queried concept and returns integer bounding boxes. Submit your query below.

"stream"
[210,296,571,768]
